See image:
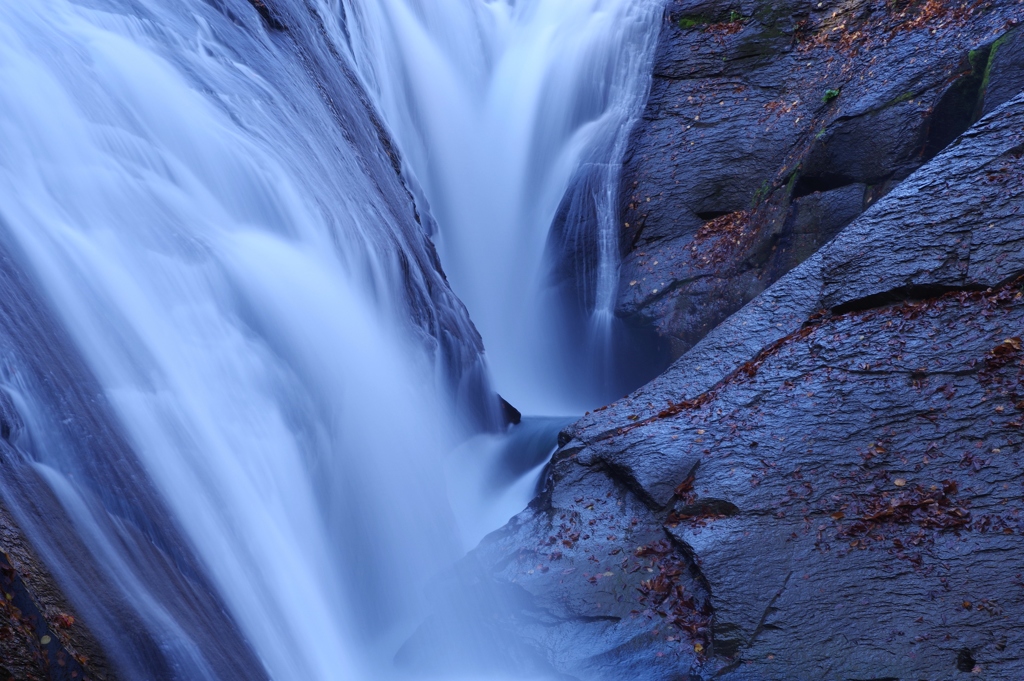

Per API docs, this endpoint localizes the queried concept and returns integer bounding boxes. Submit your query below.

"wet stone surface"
[0,500,108,681]
[433,284,1024,681]
[617,0,1024,359]
[413,91,1024,680]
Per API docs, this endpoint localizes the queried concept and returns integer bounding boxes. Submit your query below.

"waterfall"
[340,0,664,412]
[0,0,662,679]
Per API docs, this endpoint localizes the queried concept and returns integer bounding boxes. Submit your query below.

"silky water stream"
[0,0,662,678]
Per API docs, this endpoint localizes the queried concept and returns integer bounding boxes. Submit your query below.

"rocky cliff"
[619,0,1022,359]
[409,2,1024,678]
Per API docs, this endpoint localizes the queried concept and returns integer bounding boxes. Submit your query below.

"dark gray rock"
[0,500,111,681]
[983,25,1024,115]
[785,183,865,255]
[618,0,1024,361]
[588,92,1024,445]
[402,437,710,681]
[416,93,1024,681]
[659,282,1024,681]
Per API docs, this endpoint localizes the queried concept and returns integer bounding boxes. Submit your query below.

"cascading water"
[0,0,662,679]
[341,0,664,413]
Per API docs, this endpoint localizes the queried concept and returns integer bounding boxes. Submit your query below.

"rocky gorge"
[1,0,1023,679]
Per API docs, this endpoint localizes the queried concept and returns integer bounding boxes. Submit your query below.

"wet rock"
[619,0,1024,359]
[0,500,111,681]
[500,396,523,426]
[419,94,1024,680]
[651,281,1024,681]
[982,25,1024,115]
[0,235,269,680]
[246,0,287,30]
[781,183,865,259]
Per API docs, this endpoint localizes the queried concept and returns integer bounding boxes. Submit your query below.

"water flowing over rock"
[429,88,1024,680]
[2,0,1023,678]
[0,0,504,677]
[0,0,669,678]
[342,0,667,411]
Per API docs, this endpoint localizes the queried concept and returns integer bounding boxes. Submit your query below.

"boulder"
[415,93,1024,680]
[618,0,1024,360]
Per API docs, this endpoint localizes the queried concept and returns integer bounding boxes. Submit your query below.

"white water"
[343,0,663,413]
[0,0,661,679]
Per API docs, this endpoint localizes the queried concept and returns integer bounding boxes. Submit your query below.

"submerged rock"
[414,88,1024,679]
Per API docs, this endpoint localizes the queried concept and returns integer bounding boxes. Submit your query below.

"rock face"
[618,0,1023,358]
[411,89,1024,679]
[0,501,110,681]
